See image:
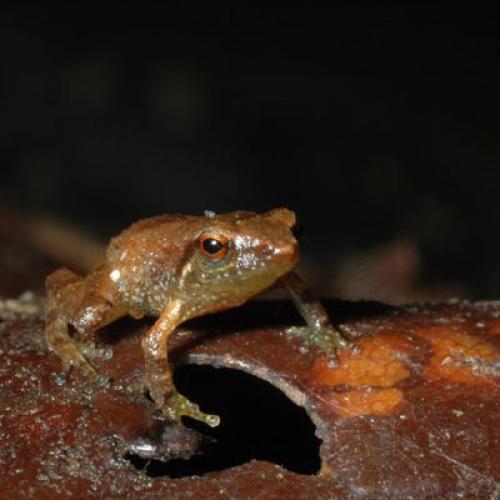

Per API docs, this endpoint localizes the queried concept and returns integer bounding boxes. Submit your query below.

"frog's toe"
[78,341,114,361]
[69,352,105,384]
[163,391,220,428]
[55,340,109,385]
[62,348,97,376]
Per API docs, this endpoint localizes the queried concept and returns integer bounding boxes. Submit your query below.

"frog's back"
[119,214,197,238]
[118,211,256,239]
[107,215,201,255]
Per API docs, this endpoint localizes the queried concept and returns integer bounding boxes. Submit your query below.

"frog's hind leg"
[45,268,125,384]
[45,269,99,379]
[46,315,102,380]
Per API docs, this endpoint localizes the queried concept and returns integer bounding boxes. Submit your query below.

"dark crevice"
[125,364,321,478]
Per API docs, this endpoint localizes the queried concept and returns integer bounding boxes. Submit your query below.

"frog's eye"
[198,234,228,260]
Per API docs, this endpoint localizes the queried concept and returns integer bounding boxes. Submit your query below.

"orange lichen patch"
[326,388,405,418]
[416,327,500,387]
[311,334,411,388]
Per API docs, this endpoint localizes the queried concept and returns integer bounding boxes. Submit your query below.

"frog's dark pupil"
[203,238,224,254]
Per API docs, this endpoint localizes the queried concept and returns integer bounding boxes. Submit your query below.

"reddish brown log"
[0,296,499,498]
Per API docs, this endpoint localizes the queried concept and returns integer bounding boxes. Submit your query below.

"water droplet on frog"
[96,375,111,388]
[51,372,67,386]
[97,347,114,360]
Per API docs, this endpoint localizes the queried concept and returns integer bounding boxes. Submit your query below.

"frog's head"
[178,208,298,314]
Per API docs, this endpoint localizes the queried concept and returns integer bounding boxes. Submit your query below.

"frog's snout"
[277,239,299,264]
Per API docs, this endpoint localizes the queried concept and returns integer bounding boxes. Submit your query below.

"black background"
[2,5,500,298]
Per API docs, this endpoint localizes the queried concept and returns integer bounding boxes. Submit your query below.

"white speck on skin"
[110,269,121,282]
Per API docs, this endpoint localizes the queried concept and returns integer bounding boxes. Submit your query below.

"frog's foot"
[52,339,110,387]
[162,391,220,428]
[286,324,355,362]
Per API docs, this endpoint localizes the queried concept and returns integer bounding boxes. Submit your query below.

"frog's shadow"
[97,299,395,357]
[186,298,393,331]
[170,298,394,358]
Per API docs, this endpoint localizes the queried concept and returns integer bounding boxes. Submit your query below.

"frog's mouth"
[271,240,299,278]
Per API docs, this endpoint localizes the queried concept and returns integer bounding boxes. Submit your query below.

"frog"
[45,208,350,427]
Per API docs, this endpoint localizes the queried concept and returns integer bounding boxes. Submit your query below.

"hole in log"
[125,364,321,477]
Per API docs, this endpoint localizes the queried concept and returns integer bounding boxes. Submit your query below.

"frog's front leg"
[141,300,220,428]
[283,272,353,359]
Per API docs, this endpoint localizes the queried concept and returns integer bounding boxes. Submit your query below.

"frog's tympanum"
[45,209,350,426]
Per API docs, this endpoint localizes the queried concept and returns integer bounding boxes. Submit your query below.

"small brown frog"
[45,208,349,426]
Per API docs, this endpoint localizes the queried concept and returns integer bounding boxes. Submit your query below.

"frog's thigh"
[45,269,125,374]
[46,293,99,376]
[141,300,183,406]
[46,268,84,352]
